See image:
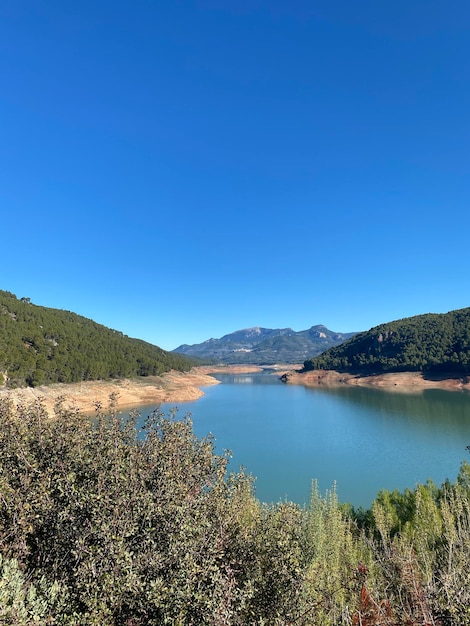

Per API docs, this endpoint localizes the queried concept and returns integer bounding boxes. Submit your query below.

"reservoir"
[127,371,470,508]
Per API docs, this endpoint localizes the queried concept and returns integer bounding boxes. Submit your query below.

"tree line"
[304,307,470,374]
[0,395,469,625]
[0,290,194,387]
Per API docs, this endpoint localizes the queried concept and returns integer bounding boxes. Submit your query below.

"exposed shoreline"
[0,365,276,417]
[0,369,218,416]
[282,369,470,393]
[4,364,463,419]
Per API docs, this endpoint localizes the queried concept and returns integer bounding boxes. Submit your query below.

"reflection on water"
[211,372,283,386]
[309,385,470,441]
[233,376,254,384]
[125,372,470,509]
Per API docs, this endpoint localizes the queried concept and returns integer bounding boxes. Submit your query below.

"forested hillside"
[304,307,470,374]
[0,290,194,388]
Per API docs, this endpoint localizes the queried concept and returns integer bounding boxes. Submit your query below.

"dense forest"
[304,307,470,374]
[0,290,194,388]
[0,396,469,625]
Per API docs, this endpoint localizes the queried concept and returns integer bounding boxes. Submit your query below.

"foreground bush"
[0,395,469,624]
[0,397,309,624]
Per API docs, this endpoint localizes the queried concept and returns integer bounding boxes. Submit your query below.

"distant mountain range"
[173,325,357,364]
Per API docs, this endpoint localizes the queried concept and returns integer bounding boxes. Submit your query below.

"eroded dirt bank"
[0,369,221,416]
[0,365,294,417]
[282,369,470,393]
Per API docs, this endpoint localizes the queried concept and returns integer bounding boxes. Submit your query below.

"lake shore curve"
[0,365,274,416]
[0,369,219,416]
[282,369,470,393]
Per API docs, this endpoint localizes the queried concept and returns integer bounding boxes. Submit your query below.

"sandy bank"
[282,369,470,393]
[0,364,310,418]
[0,369,221,416]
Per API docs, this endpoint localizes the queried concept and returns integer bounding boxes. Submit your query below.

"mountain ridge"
[303,307,470,374]
[173,324,357,364]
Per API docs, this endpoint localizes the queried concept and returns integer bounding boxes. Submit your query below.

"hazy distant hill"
[303,307,470,374]
[173,325,357,364]
[0,290,194,388]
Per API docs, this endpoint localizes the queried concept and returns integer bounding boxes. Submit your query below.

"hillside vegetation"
[0,290,194,388]
[304,307,470,374]
[0,397,469,625]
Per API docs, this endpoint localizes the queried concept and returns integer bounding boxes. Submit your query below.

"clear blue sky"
[1,1,469,350]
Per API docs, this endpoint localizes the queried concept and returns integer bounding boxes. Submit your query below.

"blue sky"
[1,1,469,350]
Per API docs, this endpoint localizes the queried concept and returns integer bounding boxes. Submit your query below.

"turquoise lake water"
[124,371,470,508]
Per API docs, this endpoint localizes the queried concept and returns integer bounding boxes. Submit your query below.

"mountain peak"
[173,325,357,365]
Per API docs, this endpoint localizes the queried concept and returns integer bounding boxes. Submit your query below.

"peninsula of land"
[282,369,470,393]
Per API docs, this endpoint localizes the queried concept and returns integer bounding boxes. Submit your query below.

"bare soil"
[0,369,221,416]
[283,369,470,393]
[0,364,333,418]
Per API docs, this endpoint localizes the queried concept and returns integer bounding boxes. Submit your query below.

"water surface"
[126,371,470,508]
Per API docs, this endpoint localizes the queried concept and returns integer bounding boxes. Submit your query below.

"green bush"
[1,395,470,624]
[0,397,307,624]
